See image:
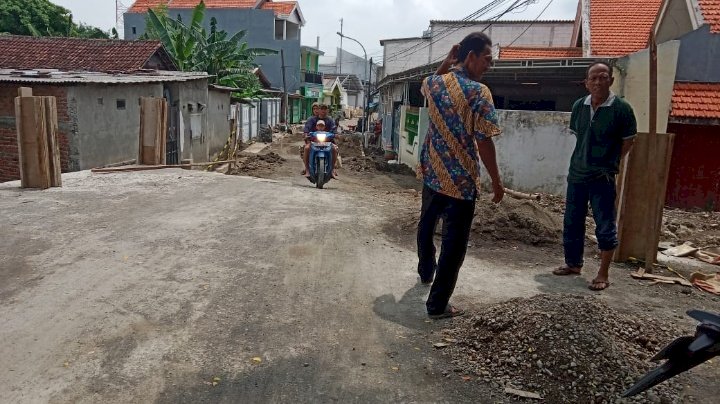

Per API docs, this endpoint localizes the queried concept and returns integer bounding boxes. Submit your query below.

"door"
[163,87,179,165]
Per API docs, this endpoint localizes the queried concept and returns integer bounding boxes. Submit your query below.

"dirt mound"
[663,208,720,247]
[439,294,685,403]
[473,196,562,245]
[344,156,417,177]
[336,134,364,158]
[227,152,285,174]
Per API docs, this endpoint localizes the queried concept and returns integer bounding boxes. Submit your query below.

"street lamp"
[336,31,370,132]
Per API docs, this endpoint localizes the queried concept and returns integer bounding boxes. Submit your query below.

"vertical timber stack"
[14,87,62,189]
[138,97,168,165]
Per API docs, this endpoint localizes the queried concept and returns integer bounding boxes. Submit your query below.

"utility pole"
[338,18,343,74]
[280,49,289,124]
[366,57,373,132]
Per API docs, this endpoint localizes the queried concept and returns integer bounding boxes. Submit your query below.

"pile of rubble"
[663,208,720,247]
[343,156,417,177]
[227,153,285,175]
[438,294,686,403]
[472,195,562,245]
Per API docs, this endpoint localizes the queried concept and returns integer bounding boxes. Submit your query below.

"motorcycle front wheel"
[316,157,325,189]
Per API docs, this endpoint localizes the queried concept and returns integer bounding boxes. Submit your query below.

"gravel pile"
[439,294,687,403]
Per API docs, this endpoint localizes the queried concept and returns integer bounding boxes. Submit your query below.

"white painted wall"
[612,40,681,134]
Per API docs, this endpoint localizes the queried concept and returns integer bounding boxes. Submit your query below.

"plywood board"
[138,97,168,165]
[615,132,676,263]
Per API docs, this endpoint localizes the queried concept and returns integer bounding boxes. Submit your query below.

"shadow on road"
[372,282,435,331]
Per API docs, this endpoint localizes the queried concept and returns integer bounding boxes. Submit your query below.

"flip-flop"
[589,280,610,291]
[553,266,582,276]
[428,305,465,319]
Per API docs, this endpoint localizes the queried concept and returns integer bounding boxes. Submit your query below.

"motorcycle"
[306,130,335,189]
[622,310,720,397]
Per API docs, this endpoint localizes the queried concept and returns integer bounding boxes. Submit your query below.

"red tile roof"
[128,0,296,15]
[699,0,720,32]
[499,46,583,59]
[0,36,173,72]
[590,0,663,56]
[671,82,720,119]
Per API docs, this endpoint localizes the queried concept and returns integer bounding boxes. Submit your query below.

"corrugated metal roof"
[0,69,208,84]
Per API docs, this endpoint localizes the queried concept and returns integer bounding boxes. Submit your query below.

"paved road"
[2,168,546,403]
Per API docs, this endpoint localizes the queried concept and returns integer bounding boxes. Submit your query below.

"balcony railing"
[302,71,323,85]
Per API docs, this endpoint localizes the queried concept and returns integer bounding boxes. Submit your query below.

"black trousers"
[416,185,476,314]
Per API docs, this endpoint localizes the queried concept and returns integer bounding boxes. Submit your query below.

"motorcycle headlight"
[316,133,327,142]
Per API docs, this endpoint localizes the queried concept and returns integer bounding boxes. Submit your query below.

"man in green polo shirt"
[553,62,637,291]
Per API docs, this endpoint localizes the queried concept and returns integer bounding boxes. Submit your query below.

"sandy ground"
[1,134,719,403]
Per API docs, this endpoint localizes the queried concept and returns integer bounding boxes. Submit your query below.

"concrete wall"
[490,110,574,195]
[125,9,301,92]
[319,48,379,82]
[167,79,210,162]
[207,90,232,157]
[675,26,720,82]
[394,108,574,195]
[612,40,681,134]
[381,38,430,77]
[71,84,163,170]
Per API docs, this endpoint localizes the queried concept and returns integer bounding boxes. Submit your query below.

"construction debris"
[439,294,685,403]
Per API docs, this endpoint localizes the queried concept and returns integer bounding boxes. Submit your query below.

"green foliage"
[0,0,109,38]
[142,2,277,98]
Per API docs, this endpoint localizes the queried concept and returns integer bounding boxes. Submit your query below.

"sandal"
[589,280,610,291]
[428,305,465,319]
[553,266,582,276]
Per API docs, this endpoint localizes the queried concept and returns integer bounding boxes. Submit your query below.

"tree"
[0,0,109,38]
[143,1,276,98]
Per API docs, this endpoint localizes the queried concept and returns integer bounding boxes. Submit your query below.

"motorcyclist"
[305,119,339,179]
[303,104,339,178]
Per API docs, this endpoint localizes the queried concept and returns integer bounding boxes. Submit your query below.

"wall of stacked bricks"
[0,84,71,182]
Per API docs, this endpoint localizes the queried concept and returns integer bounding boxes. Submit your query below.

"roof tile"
[499,46,583,59]
[128,0,296,16]
[0,36,170,72]
[699,0,720,32]
[671,82,720,119]
[590,0,663,57]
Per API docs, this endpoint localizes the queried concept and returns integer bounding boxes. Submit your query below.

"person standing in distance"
[417,32,504,319]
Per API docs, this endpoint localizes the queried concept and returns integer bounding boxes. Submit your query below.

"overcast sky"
[52,0,579,62]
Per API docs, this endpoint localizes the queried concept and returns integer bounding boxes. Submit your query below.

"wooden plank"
[615,132,675,264]
[16,97,51,189]
[138,97,169,165]
[43,97,62,187]
[91,164,191,173]
[17,87,33,97]
[14,98,26,187]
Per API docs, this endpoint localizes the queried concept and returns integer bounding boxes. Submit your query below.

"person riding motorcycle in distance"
[303,104,339,178]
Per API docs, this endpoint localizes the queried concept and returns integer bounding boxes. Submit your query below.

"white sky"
[52,0,579,62]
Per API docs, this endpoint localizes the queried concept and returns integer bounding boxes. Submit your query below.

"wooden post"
[44,97,62,187]
[15,95,51,189]
[644,33,660,271]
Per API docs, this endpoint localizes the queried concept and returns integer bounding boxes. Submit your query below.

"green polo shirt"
[567,92,637,183]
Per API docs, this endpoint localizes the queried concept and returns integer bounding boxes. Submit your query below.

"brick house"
[0,36,229,183]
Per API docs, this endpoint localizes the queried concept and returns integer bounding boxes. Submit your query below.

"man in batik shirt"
[417,32,504,319]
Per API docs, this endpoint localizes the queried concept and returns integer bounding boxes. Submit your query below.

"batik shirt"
[418,67,501,200]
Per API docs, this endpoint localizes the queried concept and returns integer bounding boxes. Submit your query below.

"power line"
[382,0,515,63]
[386,0,536,66]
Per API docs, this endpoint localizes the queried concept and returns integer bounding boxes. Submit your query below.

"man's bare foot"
[331,170,339,179]
[553,266,582,276]
[302,168,311,178]
[589,277,610,291]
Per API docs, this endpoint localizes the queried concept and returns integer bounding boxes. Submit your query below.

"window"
[116,99,126,110]
[132,27,137,35]
[97,98,103,105]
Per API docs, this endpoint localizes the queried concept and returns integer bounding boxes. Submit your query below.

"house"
[124,0,305,93]
[322,74,366,114]
[651,0,720,210]
[0,36,234,183]
[299,45,324,120]
[380,19,576,78]
[0,35,176,71]
[319,48,378,83]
